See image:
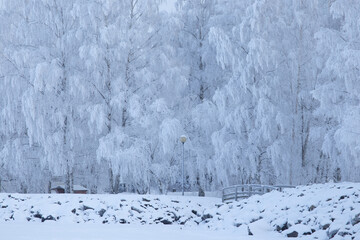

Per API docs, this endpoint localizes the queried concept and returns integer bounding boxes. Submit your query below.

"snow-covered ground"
[0,222,283,240]
[0,182,359,239]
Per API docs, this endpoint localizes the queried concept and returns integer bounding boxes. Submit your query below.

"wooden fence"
[222,184,295,202]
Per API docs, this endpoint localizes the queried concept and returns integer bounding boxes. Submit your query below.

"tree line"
[0,0,359,193]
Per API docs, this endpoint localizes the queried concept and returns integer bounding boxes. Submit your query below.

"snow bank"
[0,182,359,239]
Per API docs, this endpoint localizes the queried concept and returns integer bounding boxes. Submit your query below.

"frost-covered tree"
[21,0,82,193]
[0,0,359,194]
[0,0,51,193]
[174,0,226,192]
[211,0,332,186]
[313,0,360,182]
[74,0,126,193]
[94,0,182,194]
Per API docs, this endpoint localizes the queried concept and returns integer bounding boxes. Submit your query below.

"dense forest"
[0,0,359,193]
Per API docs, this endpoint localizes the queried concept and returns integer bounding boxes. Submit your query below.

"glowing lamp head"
[180,135,187,144]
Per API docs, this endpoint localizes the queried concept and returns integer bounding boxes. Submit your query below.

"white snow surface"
[0,223,281,240]
[0,182,360,240]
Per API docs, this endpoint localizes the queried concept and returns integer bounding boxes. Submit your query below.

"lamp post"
[180,135,187,196]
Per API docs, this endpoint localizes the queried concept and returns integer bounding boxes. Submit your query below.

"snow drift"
[0,182,359,239]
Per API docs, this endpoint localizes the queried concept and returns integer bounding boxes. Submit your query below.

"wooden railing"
[222,184,295,202]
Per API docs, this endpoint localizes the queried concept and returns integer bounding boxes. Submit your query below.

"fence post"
[235,186,238,201]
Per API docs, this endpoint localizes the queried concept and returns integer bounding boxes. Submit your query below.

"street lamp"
[180,135,187,196]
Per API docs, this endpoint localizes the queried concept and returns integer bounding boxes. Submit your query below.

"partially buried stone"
[351,213,360,226]
[161,219,172,225]
[98,208,106,217]
[287,231,298,238]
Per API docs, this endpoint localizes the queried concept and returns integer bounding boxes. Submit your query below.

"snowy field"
[1,182,359,239]
[0,222,284,240]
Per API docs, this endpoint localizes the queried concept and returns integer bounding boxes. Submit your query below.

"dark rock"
[71,208,76,214]
[201,214,213,221]
[55,201,62,205]
[102,220,108,224]
[247,226,253,236]
[326,198,332,201]
[298,193,304,197]
[328,229,339,239]
[34,213,42,219]
[198,188,205,197]
[171,200,179,203]
[276,222,290,232]
[339,195,348,200]
[308,205,316,211]
[191,210,200,216]
[180,216,191,225]
[351,213,360,226]
[79,200,83,203]
[287,231,298,238]
[119,219,127,224]
[98,208,106,217]
[82,205,94,211]
[168,211,180,221]
[311,229,316,233]
[234,223,242,227]
[26,217,31,221]
[42,215,56,222]
[250,216,263,223]
[142,198,150,202]
[131,206,143,214]
[303,232,312,236]
[1,205,8,208]
[161,219,172,225]
[338,231,351,237]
